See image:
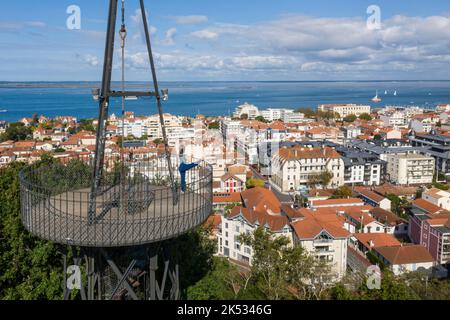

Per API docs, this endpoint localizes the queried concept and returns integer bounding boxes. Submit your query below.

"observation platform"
[19,157,213,247]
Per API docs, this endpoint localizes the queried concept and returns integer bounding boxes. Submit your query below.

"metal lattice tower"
[19,0,213,300]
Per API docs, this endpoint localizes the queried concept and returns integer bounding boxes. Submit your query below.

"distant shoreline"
[1,79,450,89]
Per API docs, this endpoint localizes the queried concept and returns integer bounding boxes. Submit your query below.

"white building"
[379,112,409,128]
[386,153,435,185]
[271,146,345,192]
[422,188,450,211]
[291,210,350,281]
[410,119,434,133]
[373,245,435,275]
[260,108,305,123]
[233,103,261,119]
[318,104,371,118]
[217,188,292,265]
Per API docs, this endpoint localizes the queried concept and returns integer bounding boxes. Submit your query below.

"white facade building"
[386,153,435,185]
[271,146,345,192]
[318,104,371,118]
[233,103,261,119]
[422,188,450,211]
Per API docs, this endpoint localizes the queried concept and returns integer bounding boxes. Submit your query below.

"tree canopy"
[359,113,373,121]
[0,123,32,142]
[246,178,265,189]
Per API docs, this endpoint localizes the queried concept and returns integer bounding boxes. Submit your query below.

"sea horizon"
[1,80,449,122]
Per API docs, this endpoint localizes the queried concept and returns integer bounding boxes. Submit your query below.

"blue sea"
[1,81,450,122]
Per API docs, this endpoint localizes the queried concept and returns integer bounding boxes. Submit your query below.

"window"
[236,226,240,233]
[225,223,228,229]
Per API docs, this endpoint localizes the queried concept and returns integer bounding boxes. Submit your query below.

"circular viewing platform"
[19,156,213,247]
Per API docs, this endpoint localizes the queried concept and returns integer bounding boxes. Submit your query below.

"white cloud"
[172,15,208,25]
[191,30,219,40]
[0,21,46,30]
[162,28,177,46]
[119,13,450,79]
[78,54,99,67]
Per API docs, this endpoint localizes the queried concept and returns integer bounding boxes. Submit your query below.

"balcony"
[313,239,333,245]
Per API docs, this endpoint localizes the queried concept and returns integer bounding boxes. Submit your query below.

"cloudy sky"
[1,0,450,81]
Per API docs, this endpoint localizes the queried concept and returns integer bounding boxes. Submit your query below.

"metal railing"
[19,156,213,247]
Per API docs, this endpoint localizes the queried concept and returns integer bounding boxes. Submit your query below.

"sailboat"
[372,90,382,103]
[393,90,397,96]
[384,90,388,95]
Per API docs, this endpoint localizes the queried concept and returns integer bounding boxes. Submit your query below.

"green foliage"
[0,161,64,300]
[0,122,32,142]
[331,186,353,199]
[240,228,332,300]
[163,228,217,299]
[343,114,357,123]
[254,116,269,123]
[358,271,417,300]
[208,121,220,130]
[386,194,409,218]
[78,119,96,132]
[187,258,238,300]
[294,107,316,118]
[246,178,265,189]
[307,171,333,188]
[373,134,382,140]
[153,138,164,145]
[359,113,373,121]
[317,110,340,120]
[366,250,385,270]
[432,182,450,191]
[329,283,356,300]
[240,114,249,120]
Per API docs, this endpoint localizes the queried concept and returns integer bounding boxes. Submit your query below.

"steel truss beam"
[61,245,179,300]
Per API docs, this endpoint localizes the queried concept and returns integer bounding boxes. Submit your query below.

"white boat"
[125,96,138,101]
[372,91,382,103]
[0,109,7,113]
[384,90,388,95]
[393,91,397,96]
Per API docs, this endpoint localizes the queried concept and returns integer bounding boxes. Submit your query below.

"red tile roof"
[277,146,341,161]
[374,245,434,264]
[354,233,401,250]
[291,216,350,239]
[310,198,364,208]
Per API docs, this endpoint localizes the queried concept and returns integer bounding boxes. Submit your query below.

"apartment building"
[379,111,409,128]
[338,149,385,186]
[217,188,292,265]
[410,199,450,266]
[271,146,345,192]
[318,104,371,118]
[220,120,242,141]
[291,210,350,281]
[260,108,305,123]
[386,153,435,185]
[233,103,260,119]
[144,113,183,140]
[409,131,450,176]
